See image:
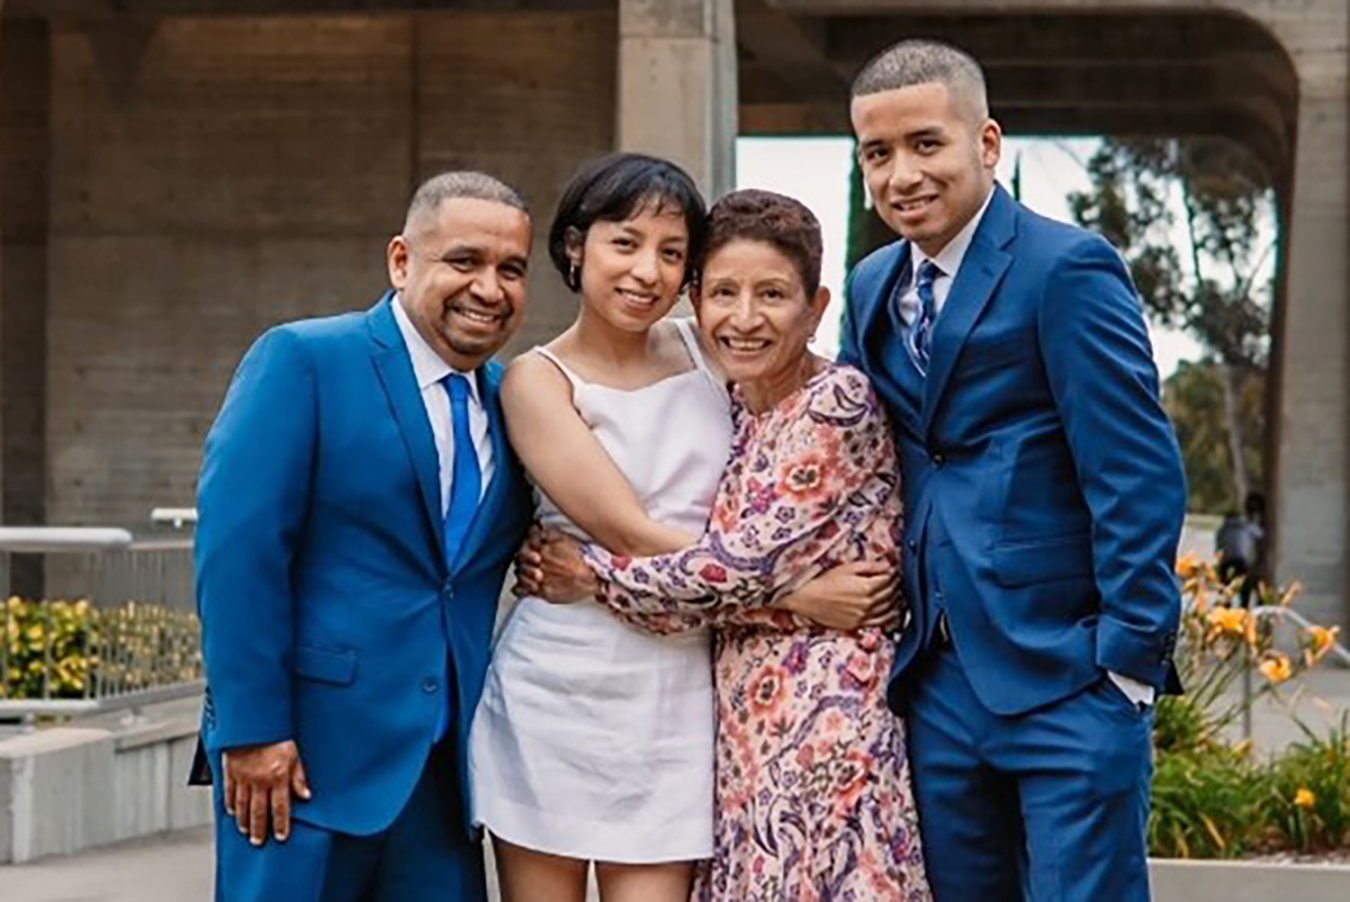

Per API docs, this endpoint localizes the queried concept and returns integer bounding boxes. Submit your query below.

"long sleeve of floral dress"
[582,363,900,635]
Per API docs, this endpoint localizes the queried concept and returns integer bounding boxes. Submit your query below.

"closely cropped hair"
[851,39,989,121]
[703,190,823,296]
[549,153,708,291]
[404,171,528,234]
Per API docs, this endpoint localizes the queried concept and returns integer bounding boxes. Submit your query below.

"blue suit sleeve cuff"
[1095,616,1175,689]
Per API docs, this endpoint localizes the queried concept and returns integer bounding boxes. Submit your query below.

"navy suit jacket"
[840,186,1186,716]
[195,293,531,836]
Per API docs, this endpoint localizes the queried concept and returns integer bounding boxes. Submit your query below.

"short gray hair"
[851,40,989,122]
[403,171,529,234]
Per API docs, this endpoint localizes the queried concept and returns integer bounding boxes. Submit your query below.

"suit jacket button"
[907,539,918,552]
[932,453,946,468]
[422,677,439,694]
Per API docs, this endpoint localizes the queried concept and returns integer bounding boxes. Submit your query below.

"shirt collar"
[391,293,481,405]
[912,184,997,280]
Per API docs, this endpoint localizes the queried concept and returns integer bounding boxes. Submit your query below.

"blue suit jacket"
[195,293,531,836]
[840,186,1186,716]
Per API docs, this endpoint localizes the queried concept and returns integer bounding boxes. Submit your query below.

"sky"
[734,136,1205,378]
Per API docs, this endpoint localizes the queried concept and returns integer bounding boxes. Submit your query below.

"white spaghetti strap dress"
[470,318,732,863]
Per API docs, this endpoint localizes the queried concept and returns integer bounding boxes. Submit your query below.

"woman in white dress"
[470,153,727,902]
[471,155,886,902]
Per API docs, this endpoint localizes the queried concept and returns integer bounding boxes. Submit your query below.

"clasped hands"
[514,526,903,632]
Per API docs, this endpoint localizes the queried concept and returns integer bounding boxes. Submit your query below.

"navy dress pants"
[906,645,1154,902]
[213,743,486,902]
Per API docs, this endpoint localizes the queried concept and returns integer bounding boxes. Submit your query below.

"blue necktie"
[908,260,942,376]
[434,374,481,742]
[442,373,482,569]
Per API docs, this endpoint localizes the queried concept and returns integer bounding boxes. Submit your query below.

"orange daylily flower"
[1259,653,1293,684]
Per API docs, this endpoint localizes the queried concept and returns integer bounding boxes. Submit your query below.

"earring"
[569,260,580,289]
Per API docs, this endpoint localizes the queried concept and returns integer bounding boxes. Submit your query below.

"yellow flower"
[1259,653,1293,684]
[1208,606,1247,635]
[1305,625,1341,666]
[1294,788,1316,809]
[1176,554,1201,581]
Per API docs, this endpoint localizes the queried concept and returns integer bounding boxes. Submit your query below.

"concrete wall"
[42,11,615,530]
[2,19,51,598]
[0,721,210,864]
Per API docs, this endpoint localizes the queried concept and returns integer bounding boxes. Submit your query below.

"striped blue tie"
[909,260,942,376]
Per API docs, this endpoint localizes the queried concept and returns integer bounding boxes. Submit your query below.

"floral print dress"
[584,362,931,902]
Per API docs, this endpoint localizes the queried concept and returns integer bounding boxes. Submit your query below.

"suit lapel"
[852,242,923,439]
[451,365,513,574]
[367,292,443,550]
[919,187,1018,439]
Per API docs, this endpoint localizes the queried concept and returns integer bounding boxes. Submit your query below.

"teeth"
[458,309,497,324]
[723,338,770,351]
[618,289,656,304]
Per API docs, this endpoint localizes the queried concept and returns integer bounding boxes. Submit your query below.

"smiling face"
[695,239,829,412]
[387,197,532,370]
[851,81,1000,257]
[571,200,690,333]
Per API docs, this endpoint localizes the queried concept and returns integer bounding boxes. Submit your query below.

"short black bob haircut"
[548,153,708,292]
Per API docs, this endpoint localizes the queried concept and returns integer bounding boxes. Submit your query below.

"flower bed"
[2,596,201,700]
[1150,559,1348,858]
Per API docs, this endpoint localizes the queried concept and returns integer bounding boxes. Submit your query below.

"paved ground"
[2,827,214,902]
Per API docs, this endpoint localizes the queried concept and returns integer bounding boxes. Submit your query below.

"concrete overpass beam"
[617,0,737,198]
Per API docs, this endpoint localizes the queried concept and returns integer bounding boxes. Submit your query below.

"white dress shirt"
[898,186,1155,708]
[392,296,494,512]
[894,186,996,327]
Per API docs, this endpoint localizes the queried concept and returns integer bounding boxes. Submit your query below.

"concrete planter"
[0,722,210,864]
[1151,857,1350,900]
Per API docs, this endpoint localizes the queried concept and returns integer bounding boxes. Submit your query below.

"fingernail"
[250,837,262,847]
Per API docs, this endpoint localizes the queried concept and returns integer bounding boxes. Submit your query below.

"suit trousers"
[905,643,1154,902]
[213,742,486,902]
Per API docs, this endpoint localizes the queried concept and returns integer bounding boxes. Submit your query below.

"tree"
[1163,360,1266,514]
[1067,138,1275,512]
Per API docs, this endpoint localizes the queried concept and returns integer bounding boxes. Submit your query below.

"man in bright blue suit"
[194,171,534,901]
[839,42,1187,901]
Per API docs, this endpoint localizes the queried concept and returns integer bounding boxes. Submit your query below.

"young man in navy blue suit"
[194,172,534,901]
[838,42,1187,901]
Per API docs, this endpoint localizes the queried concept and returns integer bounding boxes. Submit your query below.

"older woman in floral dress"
[520,190,931,901]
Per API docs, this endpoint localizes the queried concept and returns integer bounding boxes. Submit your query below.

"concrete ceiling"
[735,4,1298,187]
[3,0,1299,185]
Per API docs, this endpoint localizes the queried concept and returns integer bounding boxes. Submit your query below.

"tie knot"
[443,373,471,403]
[916,259,941,289]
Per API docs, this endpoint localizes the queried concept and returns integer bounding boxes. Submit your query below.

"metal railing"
[0,527,201,720]
[1234,603,1350,741]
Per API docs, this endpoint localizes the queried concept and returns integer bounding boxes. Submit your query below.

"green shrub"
[1261,716,1350,853]
[1150,742,1271,859]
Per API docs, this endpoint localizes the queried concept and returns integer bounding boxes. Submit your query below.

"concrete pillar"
[617,0,737,199]
[1271,38,1350,629]
[2,21,50,594]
